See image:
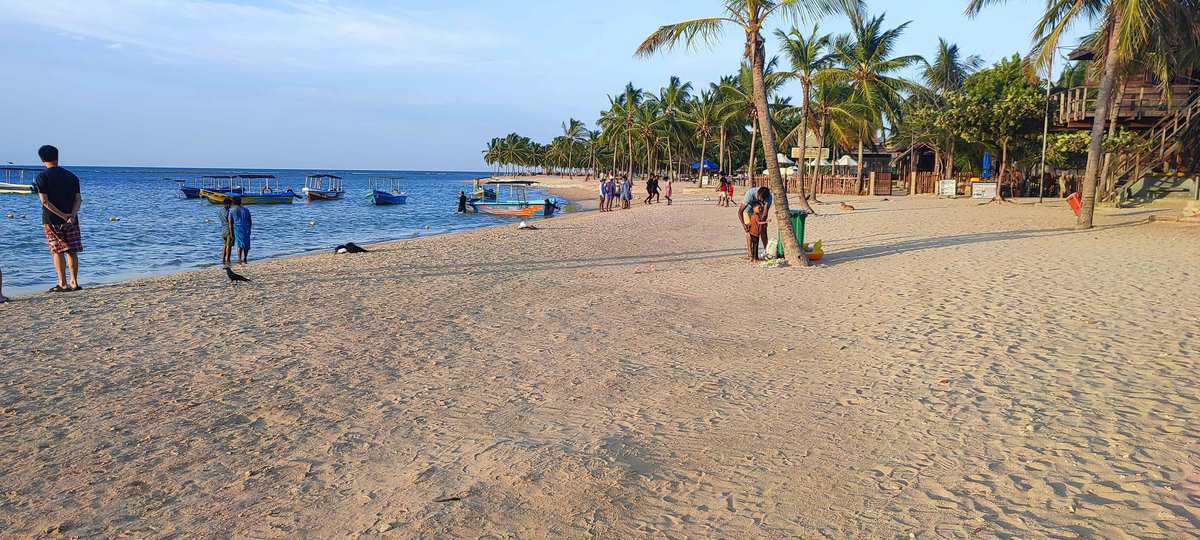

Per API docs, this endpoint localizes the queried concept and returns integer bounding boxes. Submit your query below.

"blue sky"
[0,1,1090,170]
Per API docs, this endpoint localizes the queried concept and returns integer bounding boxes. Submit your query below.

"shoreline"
[3,185,586,299]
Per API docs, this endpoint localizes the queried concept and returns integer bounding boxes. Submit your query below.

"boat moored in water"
[368,176,408,205]
[464,180,559,218]
[302,174,345,201]
[0,167,40,195]
[201,174,298,204]
[177,175,244,199]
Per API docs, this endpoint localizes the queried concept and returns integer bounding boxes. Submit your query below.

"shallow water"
[0,167,555,293]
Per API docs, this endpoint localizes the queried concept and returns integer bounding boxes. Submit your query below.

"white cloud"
[0,0,499,69]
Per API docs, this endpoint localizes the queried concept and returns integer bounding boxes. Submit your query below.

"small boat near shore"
[302,174,345,201]
[201,174,298,205]
[464,180,558,218]
[369,177,408,205]
[1,167,39,195]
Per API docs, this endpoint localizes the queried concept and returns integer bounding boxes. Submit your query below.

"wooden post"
[869,171,876,196]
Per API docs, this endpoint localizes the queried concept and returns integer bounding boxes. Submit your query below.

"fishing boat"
[302,174,345,201]
[201,174,298,205]
[0,167,39,195]
[464,180,558,218]
[176,175,243,199]
[470,177,497,201]
[368,176,408,205]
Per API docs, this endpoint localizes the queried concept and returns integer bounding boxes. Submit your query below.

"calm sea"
[0,167,556,294]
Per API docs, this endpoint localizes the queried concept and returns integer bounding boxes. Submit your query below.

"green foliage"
[1045,131,1089,170]
[937,54,1045,151]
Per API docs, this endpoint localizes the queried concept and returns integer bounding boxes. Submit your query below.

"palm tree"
[683,90,722,181]
[923,37,983,95]
[967,0,1199,228]
[651,76,694,180]
[807,81,869,191]
[561,118,586,177]
[921,38,982,179]
[777,25,832,212]
[818,12,923,194]
[635,0,862,266]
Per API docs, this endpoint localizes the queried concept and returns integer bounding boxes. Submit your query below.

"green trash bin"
[775,209,807,258]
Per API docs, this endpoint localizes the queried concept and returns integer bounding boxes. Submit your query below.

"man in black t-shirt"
[34,145,84,293]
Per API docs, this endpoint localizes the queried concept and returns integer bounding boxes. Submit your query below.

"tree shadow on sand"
[822,219,1147,266]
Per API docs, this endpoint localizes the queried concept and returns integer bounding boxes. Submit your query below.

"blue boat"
[369,177,408,205]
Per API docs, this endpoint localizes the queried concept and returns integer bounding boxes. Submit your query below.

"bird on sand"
[333,242,369,254]
[225,266,251,285]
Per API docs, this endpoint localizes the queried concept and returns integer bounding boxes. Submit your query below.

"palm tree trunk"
[997,139,1008,201]
[748,31,806,267]
[794,84,815,213]
[699,135,709,183]
[856,139,865,194]
[626,131,634,180]
[1078,15,1123,229]
[748,117,758,186]
[718,126,726,176]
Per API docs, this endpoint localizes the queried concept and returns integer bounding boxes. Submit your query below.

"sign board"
[971,182,997,200]
[790,146,830,161]
[937,179,957,197]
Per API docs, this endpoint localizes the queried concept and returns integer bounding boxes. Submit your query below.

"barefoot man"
[35,145,83,292]
[738,186,771,261]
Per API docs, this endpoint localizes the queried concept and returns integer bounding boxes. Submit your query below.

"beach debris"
[839,202,856,211]
[109,216,121,222]
[4,212,12,219]
[308,219,317,227]
[203,217,213,224]
[758,259,788,269]
[333,242,370,254]
[517,220,538,230]
[433,495,464,503]
[225,266,251,285]
[423,224,431,229]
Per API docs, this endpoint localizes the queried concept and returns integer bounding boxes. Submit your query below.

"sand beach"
[1,187,1197,538]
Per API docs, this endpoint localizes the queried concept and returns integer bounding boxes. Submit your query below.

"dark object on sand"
[225,266,251,284]
[333,242,370,254]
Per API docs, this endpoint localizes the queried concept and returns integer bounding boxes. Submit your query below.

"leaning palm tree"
[635,0,862,266]
[967,0,1199,228]
[818,12,923,194]
[777,25,832,212]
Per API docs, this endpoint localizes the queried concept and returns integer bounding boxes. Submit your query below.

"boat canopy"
[306,174,343,180]
[233,174,277,179]
[1,166,43,172]
[481,180,538,186]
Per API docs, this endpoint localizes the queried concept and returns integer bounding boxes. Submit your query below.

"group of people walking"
[596,173,672,212]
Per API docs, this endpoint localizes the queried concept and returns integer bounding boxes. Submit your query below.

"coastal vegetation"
[483,0,1200,229]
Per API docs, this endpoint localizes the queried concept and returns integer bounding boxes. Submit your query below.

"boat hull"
[0,182,35,195]
[303,187,345,201]
[467,201,551,218]
[182,186,241,199]
[370,190,408,205]
[200,189,296,205]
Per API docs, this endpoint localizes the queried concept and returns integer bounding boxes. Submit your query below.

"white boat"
[0,167,39,195]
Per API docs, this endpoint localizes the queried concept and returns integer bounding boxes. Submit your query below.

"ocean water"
[0,167,557,294]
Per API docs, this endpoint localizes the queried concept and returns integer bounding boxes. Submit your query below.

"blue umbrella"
[691,159,719,170]
[981,152,993,179]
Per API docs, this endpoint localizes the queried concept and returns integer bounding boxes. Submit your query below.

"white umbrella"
[835,155,857,166]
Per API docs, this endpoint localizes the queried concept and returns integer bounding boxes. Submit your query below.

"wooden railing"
[1052,84,1200,127]
[1108,88,1200,201]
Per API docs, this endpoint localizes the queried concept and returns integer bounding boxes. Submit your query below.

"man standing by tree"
[739,186,772,260]
[35,145,83,293]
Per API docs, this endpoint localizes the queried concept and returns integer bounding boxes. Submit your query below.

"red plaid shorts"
[44,221,84,254]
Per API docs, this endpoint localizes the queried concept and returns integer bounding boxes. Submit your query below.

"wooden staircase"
[1108,87,1200,204]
